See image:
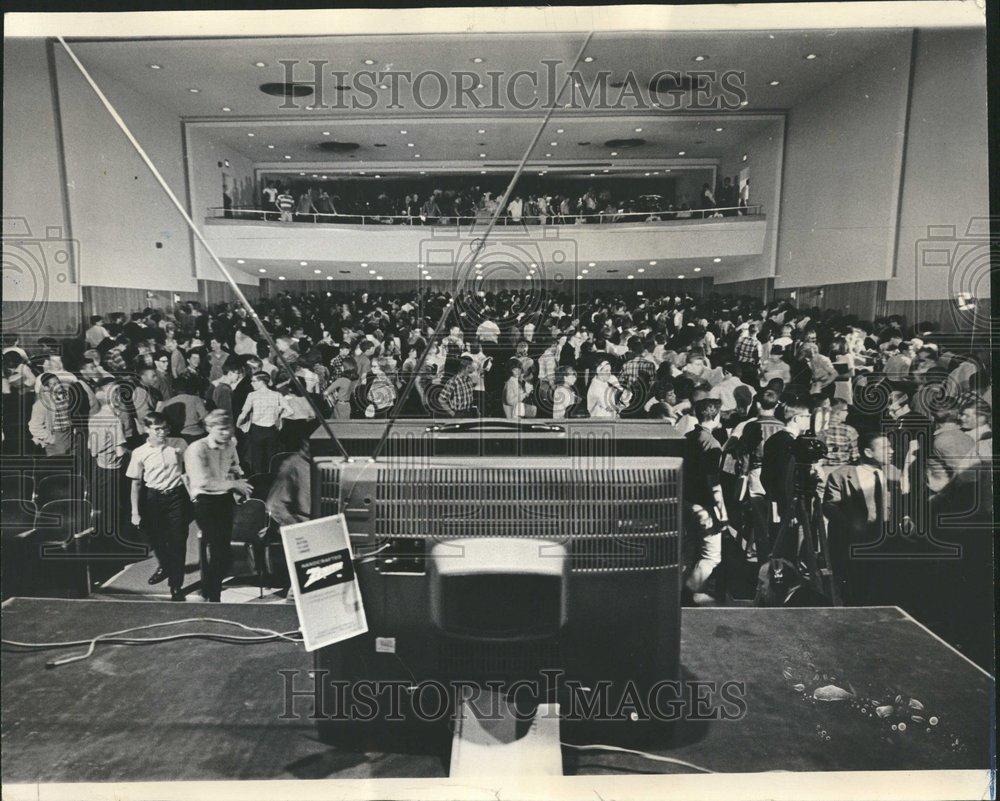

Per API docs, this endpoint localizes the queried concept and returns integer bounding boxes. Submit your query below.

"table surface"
[1,598,993,782]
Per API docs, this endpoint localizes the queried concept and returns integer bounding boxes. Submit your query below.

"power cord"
[562,743,715,774]
[2,617,303,668]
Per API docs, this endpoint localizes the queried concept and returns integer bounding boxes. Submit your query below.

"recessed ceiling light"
[299,172,305,176]
[713,257,722,263]
[627,274,635,280]
[477,128,486,134]
[530,263,537,268]
[419,171,426,174]
[221,106,231,112]
[590,173,596,177]
[742,153,748,161]
[634,127,642,132]
[422,270,429,275]
[247,133,255,137]
[715,127,724,132]
[481,170,486,174]
[278,276,286,281]
[693,55,707,62]
[364,58,375,65]
[545,153,552,157]
[805,53,818,60]
[322,131,331,136]
[556,128,565,133]
[376,276,384,281]
[149,64,162,70]
[610,151,618,156]
[313,269,321,274]
[368,269,376,275]
[479,153,486,157]
[649,260,657,265]
[475,263,482,269]
[361,262,368,267]
[740,100,749,107]
[603,169,609,173]
[374,174,381,178]
[678,150,685,156]
[284,155,291,159]
[677,274,685,279]
[300,261,308,266]
[581,269,589,275]
[425,275,432,281]
[188,88,200,93]
[254,61,266,67]
[583,56,594,63]
[321,175,327,179]
[312,174,318,178]
[379,84,388,90]
[236,259,245,264]
[472,57,484,64]
[399,129,407,134]
[414,154,420,158]
[638,268,645,273]
[653,171,659,175]
[769,80,780,86]
[588,262,596,267]
[408,143,415,147]
[258,268,266,273]
[550,142,558,146]
[359,171,366,175]
[644,172,651,176]
[693,267,702,272]
[576,275,583,281]
[267,144,275,149]
[326,276,334,281]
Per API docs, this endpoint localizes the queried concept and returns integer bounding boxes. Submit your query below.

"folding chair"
[1,472,34,502]
[35,472,87,508]
[28,499,94,598]
[232,498,269,598]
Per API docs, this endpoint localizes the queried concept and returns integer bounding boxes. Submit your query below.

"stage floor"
[1,598,993,783]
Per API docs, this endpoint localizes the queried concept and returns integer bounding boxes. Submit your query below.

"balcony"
[201,207,768,278]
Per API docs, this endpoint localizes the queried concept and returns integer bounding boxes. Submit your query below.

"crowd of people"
[1,286,992,666]
[246,175,751,225]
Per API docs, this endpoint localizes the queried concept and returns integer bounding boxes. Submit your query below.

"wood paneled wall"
[81,286,198,321]
[713,278,773,302]
[1,300,82,337]
[773,280,887,322]
[198,279,260,308]
[260,277,714,299]
[883,299,986,334]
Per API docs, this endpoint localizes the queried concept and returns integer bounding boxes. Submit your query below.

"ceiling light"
[258,268,266,273]
[694,267,702,272]
[313,269,321,274]
[368,269,376,275]
[299,172,305,176]
[479,153,486,157]
[364,58,375,65]
[149,64,162,70]
[359,171,366,175]
[322,131,331,136]
[321,175,327,179]
[677,274,685,279]
[805,53,818,60]
[425,275,432,281]
[742,154,748,161]
[649,260,657,265]
[422,270,429,275]
[254,61,266,67]
[530,263,537,268]
[475,263,482,268]
[634,127,642,132]
[418,263,424,268]
[769,80,780,86]
[611,151,618,156]
[236,259,245,264]
[577,275,583,280]
[379,84,388,90]
[472,57,484,64]
[588,262,596,267]
[603,169,609,173]
[188,88,200,93]
[221,106,231,112]
[715,127,724,132]
[638,268,645,273]
[408,143,415,147]
[284,155,291,159]
[627,274,635,280]
[545,153,552,157]
[478,128,486,134]
[419,171,426,174]
[376,276,384,281]
[312,174,318,178]
[374,174,381,178]
[247,133,255,137]
[550,142,558,146]
[590,173,596,177]
[278,276,286,281]
[740,100,749,107]
[581,269,589,275]
[300,261,309,266]
[481,170,486,174]
[693,55,707,62]
[414,154,420,158]
[361,262,368,267]
[678,150,685,156]
[713,257,722,263]
[644,172,650,176]
[400,129,407,134]
[583,56,594,63]
[556,128,564,133]
[267,144,275,149]
[653,171,659,175]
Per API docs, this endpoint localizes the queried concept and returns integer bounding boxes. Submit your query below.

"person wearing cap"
[184,410,253,602]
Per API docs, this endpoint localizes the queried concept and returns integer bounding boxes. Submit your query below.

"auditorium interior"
[1,6,994,800]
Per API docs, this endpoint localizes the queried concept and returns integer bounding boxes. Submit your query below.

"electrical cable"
[56,36,350,462]
[561,743,715,774]
[2,617,302,668]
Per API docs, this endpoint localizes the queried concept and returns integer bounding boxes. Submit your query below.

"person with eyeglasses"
[149,350,175,402]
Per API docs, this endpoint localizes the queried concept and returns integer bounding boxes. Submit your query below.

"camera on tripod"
[791,432,828,495]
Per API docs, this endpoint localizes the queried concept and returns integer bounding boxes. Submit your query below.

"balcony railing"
[206,204,763,227]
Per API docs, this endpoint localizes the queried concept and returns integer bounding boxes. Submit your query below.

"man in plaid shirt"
[620,335,657,395]
[819,398,859,466]
[441,355,479,417]
[734,323,762,365]
[328,343,351,381]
